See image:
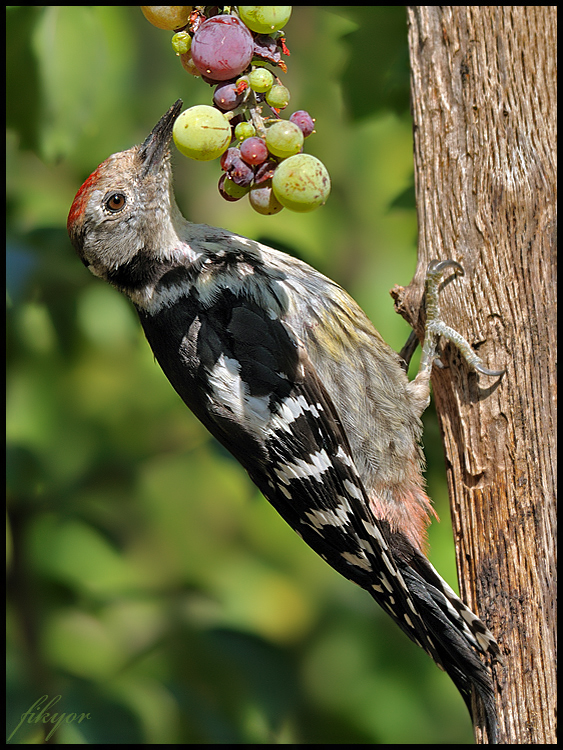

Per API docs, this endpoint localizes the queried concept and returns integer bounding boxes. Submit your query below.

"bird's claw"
[419,260,506,379]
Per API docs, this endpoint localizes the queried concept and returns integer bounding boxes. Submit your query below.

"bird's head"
[67,100,184,283]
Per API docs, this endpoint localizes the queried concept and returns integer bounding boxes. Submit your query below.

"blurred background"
[7,6,475,743]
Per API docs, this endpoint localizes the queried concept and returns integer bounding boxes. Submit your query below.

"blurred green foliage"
[7,6,474,744]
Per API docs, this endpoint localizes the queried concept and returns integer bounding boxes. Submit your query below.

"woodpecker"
[68,100,502,741]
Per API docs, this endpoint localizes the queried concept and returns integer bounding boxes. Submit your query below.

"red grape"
[191,16,254,82]
[213,82,243,111]
[220,147,241,172]
[220,147,254,186]
[289,110,315,137]
[254,160,278,184]
[239,137,268,165]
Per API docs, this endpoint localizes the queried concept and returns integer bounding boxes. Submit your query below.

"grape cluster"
[141,6,330,214]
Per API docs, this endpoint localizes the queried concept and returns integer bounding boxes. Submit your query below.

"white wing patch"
[305,506,352,530]
[269,394,322,435]
[273,448,333,486]
[207,353,270,432]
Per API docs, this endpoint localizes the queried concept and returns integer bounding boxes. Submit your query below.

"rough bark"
[394,6,556,744]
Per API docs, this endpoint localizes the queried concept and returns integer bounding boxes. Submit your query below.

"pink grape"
[220,147,254,186]
[239,137,268,165]
[213,82,243,111]
[254,160,278,184]
[220,147,241,172]
[191,16,254,82]
[289,110,315,137]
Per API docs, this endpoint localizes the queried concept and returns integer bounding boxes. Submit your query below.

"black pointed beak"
[139,99,183,175]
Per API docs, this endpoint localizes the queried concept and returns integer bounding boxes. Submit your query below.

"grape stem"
[225,88,281,138]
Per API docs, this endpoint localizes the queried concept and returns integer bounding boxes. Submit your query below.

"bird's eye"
[105,192,127,213]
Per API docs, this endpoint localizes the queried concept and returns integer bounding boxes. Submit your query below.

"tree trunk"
[395,6,556,744]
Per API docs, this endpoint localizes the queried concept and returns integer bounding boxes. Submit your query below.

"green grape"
[219,174,250,201]
[141,6,192,30]
[248,67,274,93]
[234,121,256,140]
[172,31,192,55]
[265,120,303,158]
[238,6,292,34]
[173,105,231,161]
[265,84,290,110]
[272,154,331,212]
[180,50,200,77]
